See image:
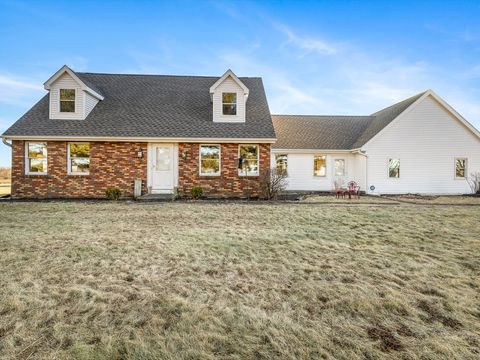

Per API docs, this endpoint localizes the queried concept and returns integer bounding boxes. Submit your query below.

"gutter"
[1,137,12,148]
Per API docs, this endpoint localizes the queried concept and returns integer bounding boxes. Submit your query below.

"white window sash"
[25,142,48,175]
[199,144,221,176]
[238,145,259,176]
[67,143,90,175]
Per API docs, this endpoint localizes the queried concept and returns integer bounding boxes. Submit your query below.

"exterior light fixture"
[137,148,143,158]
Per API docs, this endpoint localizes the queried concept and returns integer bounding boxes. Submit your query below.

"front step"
[136,193,174,202]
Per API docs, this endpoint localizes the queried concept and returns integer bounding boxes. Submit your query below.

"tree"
[467,171,480,194]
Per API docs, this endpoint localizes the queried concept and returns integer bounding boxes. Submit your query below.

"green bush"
[191,186,203,199]
[105,188,121,200]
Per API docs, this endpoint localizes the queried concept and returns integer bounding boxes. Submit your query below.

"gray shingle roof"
[3,72,276,140]
[273,91,426,150]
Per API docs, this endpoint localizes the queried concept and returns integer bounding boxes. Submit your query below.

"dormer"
[210,69,249,123]
[44,65,104,120]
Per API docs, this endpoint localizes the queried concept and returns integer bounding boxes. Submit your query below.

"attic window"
[60,89,75,112]
[222,92,237,115]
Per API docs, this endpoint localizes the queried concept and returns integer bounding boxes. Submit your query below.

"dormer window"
[222,92,237,115]
[60,89,75,112]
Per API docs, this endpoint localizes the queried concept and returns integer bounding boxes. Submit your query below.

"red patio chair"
[347,181,360,199]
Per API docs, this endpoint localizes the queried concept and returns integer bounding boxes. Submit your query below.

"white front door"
[151,144,174,193]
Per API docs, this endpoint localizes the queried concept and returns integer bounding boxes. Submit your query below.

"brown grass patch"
[0,201,479,359]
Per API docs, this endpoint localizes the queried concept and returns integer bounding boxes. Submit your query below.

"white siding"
[85,92,99,117]
[271,152,364,191]
[363,95,480,194]
[49,72,85,119]
[212,76,246,123]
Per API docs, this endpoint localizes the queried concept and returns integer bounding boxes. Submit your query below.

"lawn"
[0,184,10,197]
[0,201,479,359]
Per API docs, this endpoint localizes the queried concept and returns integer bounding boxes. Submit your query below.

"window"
[388,158,400,178]
[200,145,220,176]
[455,158,467,178]
[275,154,288,174]
[60,89,75,112]
[238,145,259,176]
[26,142,47,174]
[313,155,326,177]
[68,143,90,175]
[334,159,345,177]
[222,92,237,115]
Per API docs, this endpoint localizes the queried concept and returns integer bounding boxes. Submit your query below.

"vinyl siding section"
[271,152,364,191]
[49,72,85,119]
[212,76,246,123]
[363,94,480,194]
[85,92,99,117]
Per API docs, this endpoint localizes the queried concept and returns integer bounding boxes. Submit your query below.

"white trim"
[454,157,468,180]
[199,144,221,176]
[25,142,48,175]
[272,148,353,154]
[4,135,276,143]
[59,88,76,113]
[362,90,480,149]
[67,142,90,176]
[313,154,327,177]
[44,65,104,100]
[388,158,401,179]
[210,69,249,100]
[238,144,260,176]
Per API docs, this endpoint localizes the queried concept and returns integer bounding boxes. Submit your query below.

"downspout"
[352,148,369,194]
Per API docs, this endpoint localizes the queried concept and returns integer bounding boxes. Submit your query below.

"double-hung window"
[68,143,90,175]
[275,154,288,175]
[388,159,400,178]
[26,142,48,174]
[200,145,221,176]
[60,89,75,112]
[238,145,259,176]
[455,158,467,179]
[334,159,346,177]
[313,155,326,177]
[222,92,237,115]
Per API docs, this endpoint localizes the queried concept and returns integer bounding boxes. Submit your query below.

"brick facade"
[11,141,148,198]
[11,141,271,199]
[178,143,271,198]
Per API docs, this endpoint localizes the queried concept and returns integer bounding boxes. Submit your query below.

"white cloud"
[0,74,44,107]
[276,24,337,55]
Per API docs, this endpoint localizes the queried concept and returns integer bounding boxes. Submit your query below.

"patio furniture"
[347,181,360,199]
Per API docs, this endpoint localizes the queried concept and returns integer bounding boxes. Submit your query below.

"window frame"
[222,92,237,116]
[333,158,346,177]
[25,142,48,175]
[199,144,221,176]
[275,154,288,175]
[67,142,91,176]
[313,155,327,177]
[388,158,401,179]
[59,88,76,113]
[238,144,260,177]
[454,157,467,179]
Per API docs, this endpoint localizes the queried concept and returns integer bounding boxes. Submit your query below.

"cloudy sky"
[1,0,480,166]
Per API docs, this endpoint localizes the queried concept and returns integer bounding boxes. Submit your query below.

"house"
[1,65,480,198]
[272,91,480,194]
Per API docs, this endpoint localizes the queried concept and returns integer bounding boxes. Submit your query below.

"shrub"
[467,172,480,194]
[259,168,288,200]
[105,188,121,200]
[191,186,204,199]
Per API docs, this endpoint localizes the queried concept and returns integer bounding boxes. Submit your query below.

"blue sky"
[1,0,480,166]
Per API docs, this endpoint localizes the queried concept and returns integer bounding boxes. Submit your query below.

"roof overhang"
[271,148,354,154]
[209,69,249,100]
[43,65,104,100]
[1,135,276,144]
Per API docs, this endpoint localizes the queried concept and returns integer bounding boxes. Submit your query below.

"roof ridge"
[371,90,427,116]
[77,71,261,79]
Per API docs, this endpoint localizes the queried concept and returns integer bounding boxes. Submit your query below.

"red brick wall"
[11,141,147,198]
[178,143,271,198]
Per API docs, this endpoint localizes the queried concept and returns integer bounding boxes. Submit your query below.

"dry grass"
[0,201,479,359]
[0,184,10,196]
